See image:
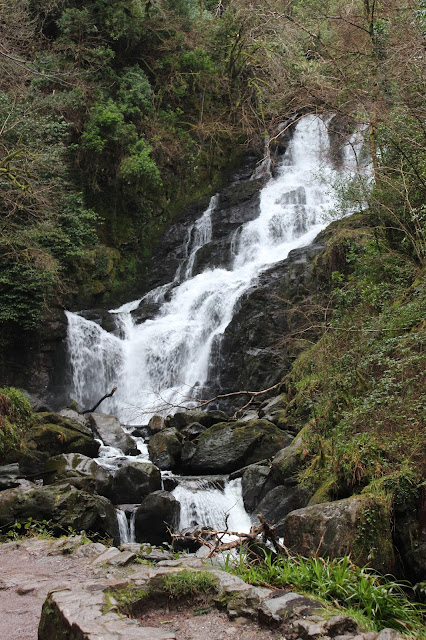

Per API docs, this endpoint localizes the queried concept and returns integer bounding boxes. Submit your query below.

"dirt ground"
[0,539,288,640]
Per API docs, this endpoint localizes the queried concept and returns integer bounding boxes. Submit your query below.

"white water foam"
[172,477,252,535]
[66,115,365,424]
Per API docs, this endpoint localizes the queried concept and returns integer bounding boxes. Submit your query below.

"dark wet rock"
[23,392,53,413]
[241,464,274,512]
[258,395,289,427]
[392,486,426,583]
[78,309,117,333]
[0,484,119,544]
[43,453,113,498]
[88,413,138,455]
[143,158,263,293]
[185,419,289,474]
[166,410,228,431]
[206,236,328,413]
[130,301,162,324]
[148,415,167,433]
[111,461,161,504]
[134,490,180,545]
[179,422,207,441]
[256,485,312,535]
[283,494,395,573]
[0,464,21,490]
[131,425,151,439]
[147,428,182,471]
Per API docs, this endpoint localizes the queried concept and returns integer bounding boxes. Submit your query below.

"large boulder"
[256,485,312,535]
[134,490,180,545]
[44,453,113,498]
[111,461,161,504]
[282,494,395,573]
[241,464,274,512]
[88,413,137,455]
[20,412,100,476]
[0,484,119,544]
[147,428,182,471]
[165,410,228,431]
[185,419,289,474]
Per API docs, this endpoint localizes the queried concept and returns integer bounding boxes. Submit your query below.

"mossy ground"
[276,223,425,571]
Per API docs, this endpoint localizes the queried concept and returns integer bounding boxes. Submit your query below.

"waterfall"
[65,115,364,424]
[116,508,131,544]
[172,478,252,534]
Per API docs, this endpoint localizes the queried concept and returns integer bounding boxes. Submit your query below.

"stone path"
[0,538,406,640]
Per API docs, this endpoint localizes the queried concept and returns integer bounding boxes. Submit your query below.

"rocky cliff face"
[206,237,328,409]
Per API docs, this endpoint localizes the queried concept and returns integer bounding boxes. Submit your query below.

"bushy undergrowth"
[0,387,34,462]
[225,551,426,636]
[284,237,425,500]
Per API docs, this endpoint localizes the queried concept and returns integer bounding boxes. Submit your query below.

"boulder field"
[0,401,424,581]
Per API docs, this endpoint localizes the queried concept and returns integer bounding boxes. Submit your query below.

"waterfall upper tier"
[66,115,367,424]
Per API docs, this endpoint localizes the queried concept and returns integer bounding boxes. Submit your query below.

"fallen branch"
[170,514,295,560]
[82,387,117,414]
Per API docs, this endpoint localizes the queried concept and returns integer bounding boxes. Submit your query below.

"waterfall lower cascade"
[65,115,365,541]
[66,115,363,423]
[172,478,251,534]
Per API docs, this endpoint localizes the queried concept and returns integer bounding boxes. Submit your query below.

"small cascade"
[129,509,137,542]
[171,477,251,534]
[184,196,215,279]
[116,508,131,544]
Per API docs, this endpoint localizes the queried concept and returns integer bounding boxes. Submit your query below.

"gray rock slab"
[106,551,136,566]
[376,630,405,640]
[88,413,137,455]
[260,592,322,623]
[38,586,176,640]
[324,615,358,636]
[91,547,122,565]
[59,409,89,428]
[295,618,327,639]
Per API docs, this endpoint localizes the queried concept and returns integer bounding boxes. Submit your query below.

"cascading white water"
[66,115,363,424]
[116,508,131,543]
[172,478,252,534]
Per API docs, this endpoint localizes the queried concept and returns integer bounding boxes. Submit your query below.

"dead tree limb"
[170,516,296,560]
[82,387,117,414]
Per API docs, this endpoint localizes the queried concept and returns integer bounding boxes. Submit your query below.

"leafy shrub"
[0,387,34,462]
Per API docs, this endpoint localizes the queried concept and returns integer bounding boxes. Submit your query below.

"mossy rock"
[0,484,119,543]
[308,478,339,506]
[186,419,290,474]
[271,430,305,486]
[20,413,99,476]
[147,428,182,471]
[44,453,112,498]
[283,493,395,573]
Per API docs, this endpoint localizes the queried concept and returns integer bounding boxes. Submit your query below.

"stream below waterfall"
[63,115,366,543]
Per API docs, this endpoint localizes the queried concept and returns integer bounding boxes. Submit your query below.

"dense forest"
[0,0,425,589]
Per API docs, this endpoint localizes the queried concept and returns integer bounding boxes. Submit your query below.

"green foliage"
[162,570,217,599]
[285,231,425,505]
[6,518,55,540]
[225,551,426,635]
[0,388,34,462]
